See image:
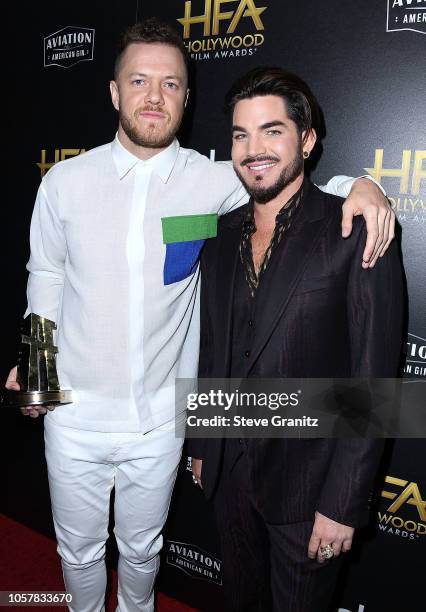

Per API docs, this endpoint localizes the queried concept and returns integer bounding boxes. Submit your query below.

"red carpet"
[0,515,198,611]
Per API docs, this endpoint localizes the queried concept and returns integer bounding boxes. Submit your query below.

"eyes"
[131,78,179,90]
[233,129,282,141]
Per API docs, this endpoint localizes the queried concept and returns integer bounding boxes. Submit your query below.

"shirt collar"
[111,134,180,183]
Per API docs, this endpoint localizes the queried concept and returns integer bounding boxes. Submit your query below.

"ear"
[302,128,317,156]
[184,88,190,108]
[110,80,120,111]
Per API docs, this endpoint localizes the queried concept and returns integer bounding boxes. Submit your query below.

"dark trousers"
[212,440,343,612]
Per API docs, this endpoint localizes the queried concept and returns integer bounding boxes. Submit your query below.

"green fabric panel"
[161,214,218,244]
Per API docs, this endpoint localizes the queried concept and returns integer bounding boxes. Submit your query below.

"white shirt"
[26,136,359,432]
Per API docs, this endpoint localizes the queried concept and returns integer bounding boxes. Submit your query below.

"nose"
[246,133,266,159]
[145,80,164,106]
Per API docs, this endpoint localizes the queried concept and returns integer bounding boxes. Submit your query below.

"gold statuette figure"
[4,313,72,407]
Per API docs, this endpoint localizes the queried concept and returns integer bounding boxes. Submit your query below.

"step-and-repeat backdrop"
[4,2,425,611]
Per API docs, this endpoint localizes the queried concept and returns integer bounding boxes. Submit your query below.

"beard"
[235,148,304,204]
[119,105,183,149]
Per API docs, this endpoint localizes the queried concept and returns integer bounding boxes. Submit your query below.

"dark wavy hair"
[225,66,320,141]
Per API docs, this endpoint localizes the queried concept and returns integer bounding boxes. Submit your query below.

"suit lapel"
[245,184,331,374]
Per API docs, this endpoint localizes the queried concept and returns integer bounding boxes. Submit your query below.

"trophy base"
[3,390,73,408]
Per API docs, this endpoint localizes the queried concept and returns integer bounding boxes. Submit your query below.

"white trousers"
[44,415,184,612]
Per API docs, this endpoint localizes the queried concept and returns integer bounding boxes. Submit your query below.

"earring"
[303,151,310,159]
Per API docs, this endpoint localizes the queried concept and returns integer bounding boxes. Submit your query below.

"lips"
[247,161,276,172]
[140,111,166,120]
[243,160,278,176]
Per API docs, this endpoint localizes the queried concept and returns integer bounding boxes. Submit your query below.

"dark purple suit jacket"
[188,182,404,527]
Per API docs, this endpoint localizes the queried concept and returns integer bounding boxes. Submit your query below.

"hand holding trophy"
[3,313,72,416]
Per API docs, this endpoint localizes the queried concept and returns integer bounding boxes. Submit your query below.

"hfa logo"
[44,26,95,68]
[36,149,86,178]
[364,149,426,223]
[177,0,267,61]
[377,475,426,539]
[387,0,426,35]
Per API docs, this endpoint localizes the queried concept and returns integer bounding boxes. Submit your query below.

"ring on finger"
[318,544,334,560]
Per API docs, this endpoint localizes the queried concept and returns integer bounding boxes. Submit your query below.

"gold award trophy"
[5,313,72,407]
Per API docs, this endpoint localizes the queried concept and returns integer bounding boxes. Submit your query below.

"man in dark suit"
[188,67,404,611]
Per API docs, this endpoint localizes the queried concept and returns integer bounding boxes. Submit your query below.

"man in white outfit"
[6,18,394,612]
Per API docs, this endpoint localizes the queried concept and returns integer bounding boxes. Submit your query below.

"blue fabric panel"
[163,239,205,285]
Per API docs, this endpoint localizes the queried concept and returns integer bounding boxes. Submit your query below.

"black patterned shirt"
[239,184,304,296]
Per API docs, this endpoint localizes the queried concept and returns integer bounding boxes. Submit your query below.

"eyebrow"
[164,75,183,83]
[232,120,287,133]
[260,120,286,129]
